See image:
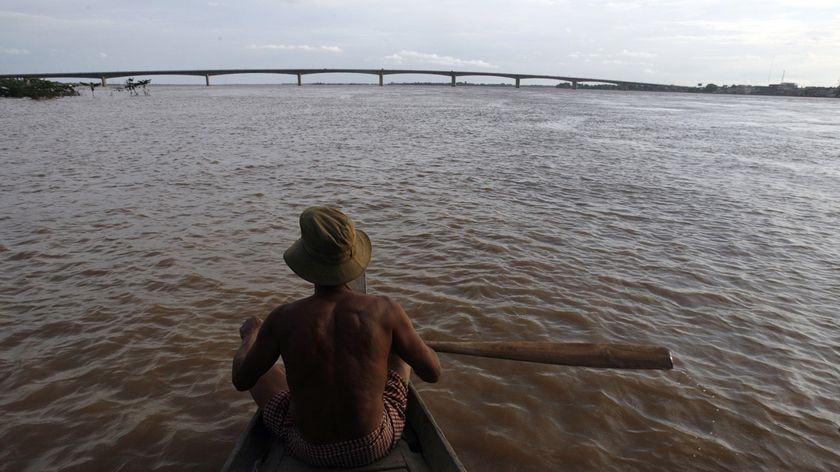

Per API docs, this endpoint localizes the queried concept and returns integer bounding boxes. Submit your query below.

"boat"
[221,384,465,472]
[221,275,466,472]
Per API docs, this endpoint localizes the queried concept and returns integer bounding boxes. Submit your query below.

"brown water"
[1,85,838,471]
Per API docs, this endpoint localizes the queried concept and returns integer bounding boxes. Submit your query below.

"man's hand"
[233,305,287,392]
[239,316,263,341]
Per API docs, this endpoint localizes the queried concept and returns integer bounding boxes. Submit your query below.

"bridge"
[0,68,665,89]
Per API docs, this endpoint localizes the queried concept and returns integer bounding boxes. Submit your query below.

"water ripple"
[1,86,838,471]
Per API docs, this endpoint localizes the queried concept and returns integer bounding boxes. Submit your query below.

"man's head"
[283,206,371,286]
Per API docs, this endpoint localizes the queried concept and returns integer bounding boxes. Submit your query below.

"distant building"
[726,85,754,94]
[802,86,840,97]
[769,82,799,92]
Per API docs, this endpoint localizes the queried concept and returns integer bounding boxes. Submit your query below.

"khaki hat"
[283,206,371,286]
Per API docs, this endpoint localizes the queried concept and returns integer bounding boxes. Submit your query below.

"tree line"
[1,77,152,99]
[0,78,78,99]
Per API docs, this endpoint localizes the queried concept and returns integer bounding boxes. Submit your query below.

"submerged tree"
[124,78,152,96]
[138,79,151,96]
[0,78,79,99]
[124,78,137,95]
[79,81,101,96]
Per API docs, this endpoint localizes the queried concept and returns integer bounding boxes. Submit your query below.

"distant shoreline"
[100,81,840,98]
[4,68,837,98]
[6,76,837,100]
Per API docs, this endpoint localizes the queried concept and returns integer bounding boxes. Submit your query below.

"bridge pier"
[515,78,520,88]
[205,74,210,86]
[297,73,302,86]
[379,70,383,86]
[451,74,456,87]
[100,77,107,87]
[572,80,577,90]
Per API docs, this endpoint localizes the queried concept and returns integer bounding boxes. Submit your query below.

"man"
[232,206,441,468]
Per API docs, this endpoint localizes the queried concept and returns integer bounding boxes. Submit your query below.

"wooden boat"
[221,275,466,472]
[220,384,465,472]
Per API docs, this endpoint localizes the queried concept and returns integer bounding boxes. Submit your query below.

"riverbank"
[552,81,840,98]
[0,78,78,99]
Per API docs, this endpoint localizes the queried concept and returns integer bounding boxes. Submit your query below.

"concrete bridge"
[0,68,665,89]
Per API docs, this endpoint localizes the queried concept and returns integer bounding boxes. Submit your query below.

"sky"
[1,0,839,87]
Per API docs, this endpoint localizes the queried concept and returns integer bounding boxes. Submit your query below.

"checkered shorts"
[262,369,408,468]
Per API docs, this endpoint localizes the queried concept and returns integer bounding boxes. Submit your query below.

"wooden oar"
[348,276,672,370]
[425,340,673,370]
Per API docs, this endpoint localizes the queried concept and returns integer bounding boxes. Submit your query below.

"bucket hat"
[283,206,371,285]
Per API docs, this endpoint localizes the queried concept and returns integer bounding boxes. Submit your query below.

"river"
[1,84,838,471]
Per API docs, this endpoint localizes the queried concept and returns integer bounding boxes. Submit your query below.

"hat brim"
[283,229,371,286]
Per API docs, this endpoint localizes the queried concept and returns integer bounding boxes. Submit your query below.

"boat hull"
[221,385,465,471]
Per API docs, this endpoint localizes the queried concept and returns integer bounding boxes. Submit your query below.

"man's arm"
[389,300,441,383]
[232,312,284,391]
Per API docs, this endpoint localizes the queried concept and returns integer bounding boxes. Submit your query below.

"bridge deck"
[0,68,664,87]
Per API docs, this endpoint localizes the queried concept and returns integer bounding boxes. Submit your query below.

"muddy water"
[1,85,838,471]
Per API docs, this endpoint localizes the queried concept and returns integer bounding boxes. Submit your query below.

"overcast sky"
[1,0,839,86]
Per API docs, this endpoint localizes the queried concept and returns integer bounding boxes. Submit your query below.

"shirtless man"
[232,206,441,468]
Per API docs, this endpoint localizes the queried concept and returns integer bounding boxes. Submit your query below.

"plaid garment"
[262,369,409,468]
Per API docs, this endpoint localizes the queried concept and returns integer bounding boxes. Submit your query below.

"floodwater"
[1,85,838,472]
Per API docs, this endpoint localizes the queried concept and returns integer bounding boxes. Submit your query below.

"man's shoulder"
[338,292,404,323]
[265,299,305,324]
[365,294,408,327]
[263,298,317,336]
[352,292,401,309]
[268,292,403,324]
[350,291,392,303]
[268,299,297,315]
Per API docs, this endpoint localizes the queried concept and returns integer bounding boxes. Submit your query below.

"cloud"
[98,52,108,58]
[524,0,569,5]
[0,47,30,55]
[0,10,116,28]
[568,49,657,66]
[605,2,642,10]
[382,50,496,69]
[620,49,657,58]
[247,44,342,53]
[688,54,764,63]
[654,17,840,48]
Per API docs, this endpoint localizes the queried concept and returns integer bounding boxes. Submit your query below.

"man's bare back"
[232,284,440,443]
[231,206,440,466]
